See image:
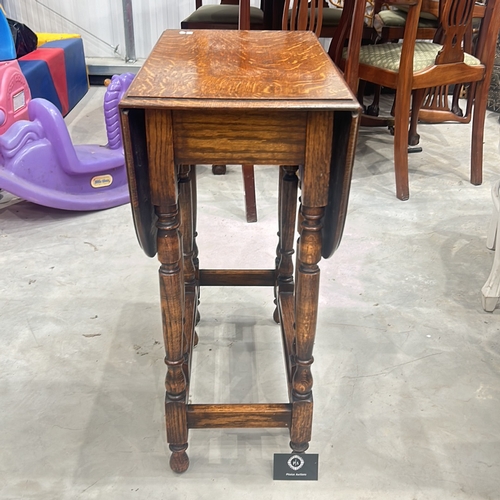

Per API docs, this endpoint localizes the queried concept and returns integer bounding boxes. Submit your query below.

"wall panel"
[2,0,261,61]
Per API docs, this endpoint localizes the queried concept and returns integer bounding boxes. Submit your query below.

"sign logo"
[91,174,113,188]
[273,453,318,480]
[287,455,305,471]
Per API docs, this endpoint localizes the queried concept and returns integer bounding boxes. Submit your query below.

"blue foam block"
[42,39,88,111]
[18,59,62,113]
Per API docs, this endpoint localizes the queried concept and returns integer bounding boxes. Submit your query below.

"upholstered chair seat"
[181,5,264,26]
[376,7,438,29]
[353,41,481,72]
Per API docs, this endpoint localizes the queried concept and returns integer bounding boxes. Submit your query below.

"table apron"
[170,109,308,166]
[145,108,334,208]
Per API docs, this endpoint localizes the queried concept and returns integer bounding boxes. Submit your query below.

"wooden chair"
[284,0,343,36]
[181,0,265,30]
[318,3,344,37]
[373,0,487,41]
[284,0,325,35]
[373,0,440,41]
[372,1,490,147]
[286,0,385,39]
[329,0,500,201]
[413,3,488,132]
[363,0,440,118]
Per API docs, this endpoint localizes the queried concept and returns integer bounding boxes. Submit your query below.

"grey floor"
[1,86,500,500]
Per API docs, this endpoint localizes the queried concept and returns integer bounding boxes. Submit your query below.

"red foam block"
[21,47,69,116]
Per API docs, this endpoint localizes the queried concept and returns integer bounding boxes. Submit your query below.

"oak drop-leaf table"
[120,29,360,473]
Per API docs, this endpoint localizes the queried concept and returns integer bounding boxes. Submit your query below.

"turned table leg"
[179,165,198,383]
[189,166,201,331]
[289,203,324,453]
[156,198,190,473]
[274,165,299,323]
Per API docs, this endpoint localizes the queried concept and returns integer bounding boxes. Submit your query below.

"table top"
[122,29,357,111]
[121,28,361,260]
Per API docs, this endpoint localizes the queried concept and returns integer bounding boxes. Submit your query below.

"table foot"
[212,165,227,175]
[290,441,309,454]
[194,330,199,346]
[169,444,189,473]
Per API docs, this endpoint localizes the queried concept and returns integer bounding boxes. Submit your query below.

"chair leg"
[470,81,487,186]
[242,164,257,223]
[451,84,465,117]
[486,182,499,251]
[408,88,426,147]
[357,80,367,110]
[482,180,500,312]
[366,84,381,117]
[393,88,412,201]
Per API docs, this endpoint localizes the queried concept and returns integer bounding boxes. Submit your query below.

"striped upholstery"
[345,41,481,72]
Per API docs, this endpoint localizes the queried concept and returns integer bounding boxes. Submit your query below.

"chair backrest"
[432,0,500,65]
[418,0,500,124]
[435,0,476,64]
[328,0,365,91]
[282,0,324,37]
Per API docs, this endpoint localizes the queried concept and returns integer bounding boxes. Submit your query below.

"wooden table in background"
[120,29,360,473]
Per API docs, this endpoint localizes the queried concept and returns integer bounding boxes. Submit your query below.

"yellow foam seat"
[36,33,80,47]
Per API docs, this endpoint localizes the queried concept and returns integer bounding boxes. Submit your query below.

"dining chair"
[372,1,490,147]
[181,0,265,30]
[318,2,344,37]
[411,3,489,137]
[285,0,384,38]
[362,0,439,118]
[373,0,439,41]
[329,0,500,201]
[284,0,325,34]
[285,0,343,36]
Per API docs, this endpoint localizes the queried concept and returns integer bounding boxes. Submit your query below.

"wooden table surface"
[125,30,355,106]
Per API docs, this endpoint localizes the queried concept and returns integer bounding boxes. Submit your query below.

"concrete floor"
[1,87,500,499]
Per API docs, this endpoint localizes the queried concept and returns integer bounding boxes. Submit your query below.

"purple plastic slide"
[0,72,134,211]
